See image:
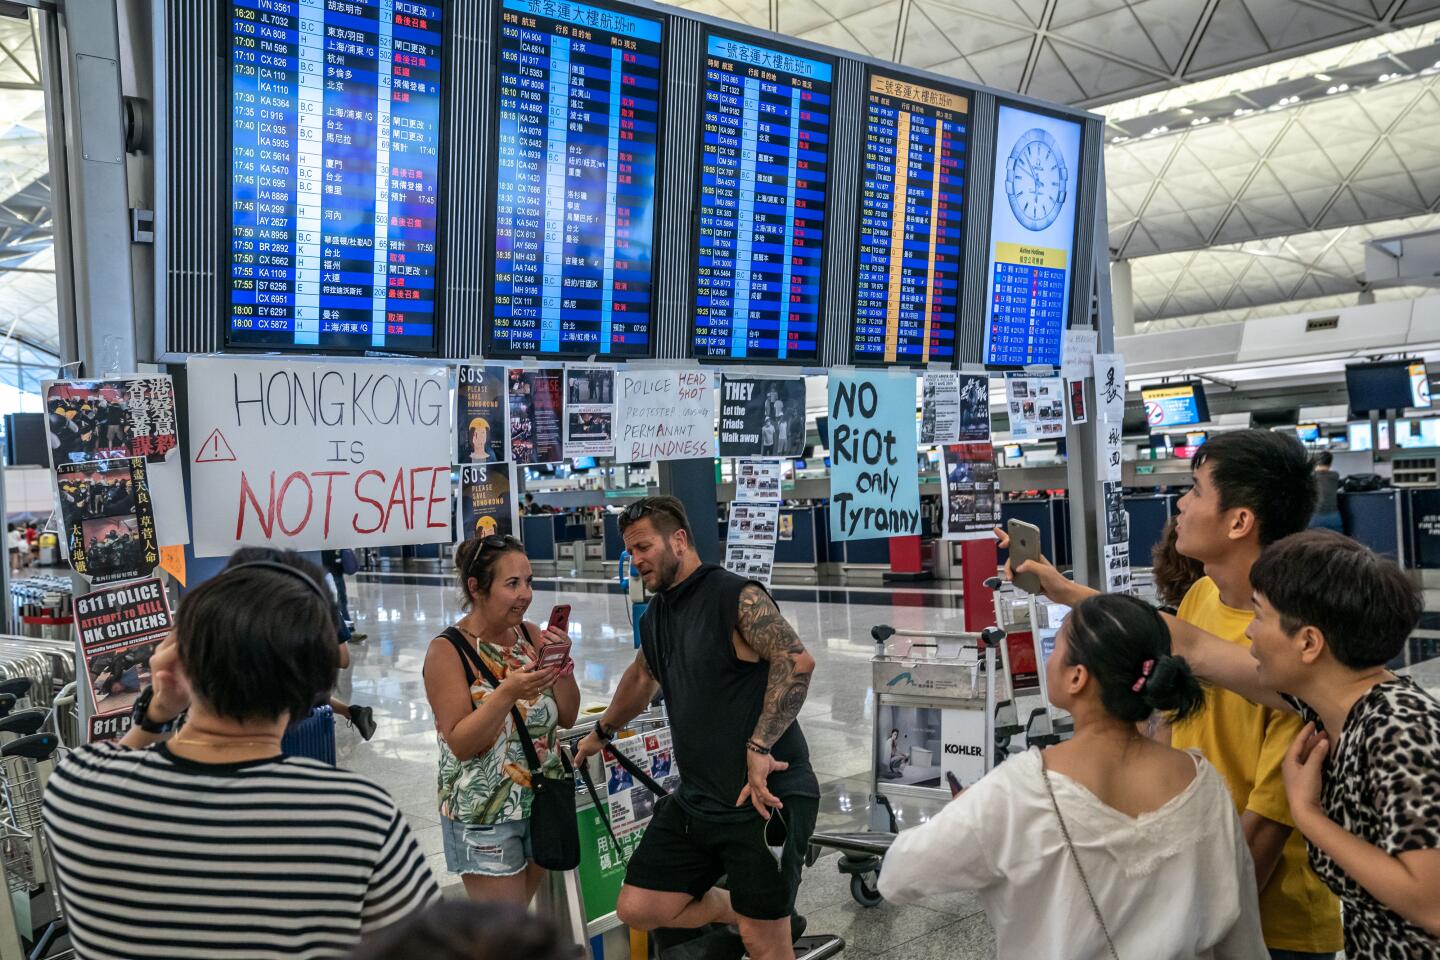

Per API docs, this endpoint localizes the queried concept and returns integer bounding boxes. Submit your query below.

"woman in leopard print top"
[1165,530,1440,957]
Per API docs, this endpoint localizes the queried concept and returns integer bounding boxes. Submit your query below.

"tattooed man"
[574,496,818,960]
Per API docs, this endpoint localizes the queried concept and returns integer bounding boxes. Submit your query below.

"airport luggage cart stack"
[808,623,1006,908]
[0,715,69,959]
[983,577,1073,754]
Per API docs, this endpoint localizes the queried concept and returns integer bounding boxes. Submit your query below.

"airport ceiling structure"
[2,1,1440,380]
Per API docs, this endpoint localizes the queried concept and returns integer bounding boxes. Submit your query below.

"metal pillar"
[1063,146,1117,592]
[51,0,138,377]
[1110,259,1135,338]
[655,459,722,564]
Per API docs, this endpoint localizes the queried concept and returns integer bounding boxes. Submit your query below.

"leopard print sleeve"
[1369,682,1440,857]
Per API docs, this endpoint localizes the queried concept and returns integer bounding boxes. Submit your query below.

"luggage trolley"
[982,577,1074,754]
[808,624,1007,908]
[0,732,68,960]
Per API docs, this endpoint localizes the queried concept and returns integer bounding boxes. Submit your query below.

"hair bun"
[1141,654,1205,721]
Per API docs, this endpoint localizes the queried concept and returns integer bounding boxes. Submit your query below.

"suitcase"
[281,705,337,765]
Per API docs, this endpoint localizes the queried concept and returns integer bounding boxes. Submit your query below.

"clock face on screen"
[1005,128,1068,231]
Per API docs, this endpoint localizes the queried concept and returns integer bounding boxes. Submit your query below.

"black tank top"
[639,564,818,820]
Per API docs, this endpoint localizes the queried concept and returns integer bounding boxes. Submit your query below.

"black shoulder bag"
[441,626,580,871]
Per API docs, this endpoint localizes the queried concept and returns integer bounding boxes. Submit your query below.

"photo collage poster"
[725,458,783,585]
[602,729,679,838]
[508,368,565,465]
[74,578,172,742]
[42,376,188,548]
[564,366,616,459]
[941,442,1001,540]
[920,373,991,445]
[56,458,160,585]
[1005,373,1066,440]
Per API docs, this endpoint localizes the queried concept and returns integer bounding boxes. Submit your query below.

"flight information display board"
[692,34,833,363]
[228,0,445,354]
[982,104,1083,368]
[488,0,663,358]
[853,72,969,365]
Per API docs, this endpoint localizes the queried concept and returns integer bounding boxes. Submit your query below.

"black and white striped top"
[42,742,441,960]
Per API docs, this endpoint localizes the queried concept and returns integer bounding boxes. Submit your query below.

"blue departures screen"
[982,104,1083,368]
[692,35,832,363]
[854,73,969,365]
[489,0,663,357]
[229,0,444,354]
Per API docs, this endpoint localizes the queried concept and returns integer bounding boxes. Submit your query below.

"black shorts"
[623,793,818,922]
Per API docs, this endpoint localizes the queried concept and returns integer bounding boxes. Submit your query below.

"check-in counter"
[1341,489,1411,566]
[1124,494,1176,570]
[835,531,891,584]
[523,514,589,576]
[773,506,823,584]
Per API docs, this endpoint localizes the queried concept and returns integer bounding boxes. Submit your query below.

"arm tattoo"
[737,584,813,748]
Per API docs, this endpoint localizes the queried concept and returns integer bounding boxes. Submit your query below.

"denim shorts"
[440,815,532,877]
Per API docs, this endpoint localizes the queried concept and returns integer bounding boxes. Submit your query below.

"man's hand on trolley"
[571,730,607,770]
[737,747,788,820]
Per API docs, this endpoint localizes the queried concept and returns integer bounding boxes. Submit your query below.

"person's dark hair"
[1190,429,1315,545]
[1250,529,1420,669]
[347,901,582,960]
[1151,516,1204,608]
[618,495,693,543]
[1064,593,1205,724]
[179,548,339,722]
[454,534,527,607]
[1314,450,1333,467]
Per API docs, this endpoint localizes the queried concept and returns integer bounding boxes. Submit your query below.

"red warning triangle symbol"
[195,428,237,463]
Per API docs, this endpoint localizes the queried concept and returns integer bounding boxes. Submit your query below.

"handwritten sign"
[614,370,716,464]
[828,371,920,542]
[1094,353,1127,423]
[186,357,452,558]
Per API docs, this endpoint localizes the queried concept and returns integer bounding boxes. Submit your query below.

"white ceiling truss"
[666,0,1440,107]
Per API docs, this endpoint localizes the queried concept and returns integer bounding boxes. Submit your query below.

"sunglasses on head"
[479,534,521,551]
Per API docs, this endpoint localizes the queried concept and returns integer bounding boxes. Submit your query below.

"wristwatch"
[594,720,616,743]
[130,685,182,735]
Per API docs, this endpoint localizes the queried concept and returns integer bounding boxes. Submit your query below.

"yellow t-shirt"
[1173,577,1342,953]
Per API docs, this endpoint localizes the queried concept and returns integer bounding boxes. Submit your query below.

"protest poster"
[74,577,172,742]
[1103,481,1130,545]
[456,364,508,464]
[719,375,805,458]
[728,503,779,545]
[1098,416,1124,483]
[735,459,783,502]
[1062,328,1098,381]
[957,374,992,443]
[43,376,188,546]
[1094,354,1127,423]
[828,371,921,542]
[941,443,1001,540]
[778,514,793,541]
[603,735,660,837]
[724,544,776,585]
[186,357,452,557]
[57,458,159,584]
[1105,543,1133,595]
[1067,380,1088,425]
[508,368,564,465]
[1005,374,1066,439]
[919,372,959,445]
[614,370,716,464]
[459,463,517,541]
[564,366,616,459]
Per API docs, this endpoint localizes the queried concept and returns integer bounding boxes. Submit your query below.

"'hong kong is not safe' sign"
[828,371,921,542]
[187,357,453,558]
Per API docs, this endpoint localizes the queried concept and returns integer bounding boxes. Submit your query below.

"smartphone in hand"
[1007,519,1045,596]
[536,639,572,670]
[547,603,571,635]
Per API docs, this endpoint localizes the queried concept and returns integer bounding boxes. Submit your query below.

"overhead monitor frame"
[686,27,837,365]
[481,0,669,360]
[223,1,452,356]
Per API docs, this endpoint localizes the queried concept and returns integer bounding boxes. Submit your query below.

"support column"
[656,459,721,564]
[1109,259,1134,339]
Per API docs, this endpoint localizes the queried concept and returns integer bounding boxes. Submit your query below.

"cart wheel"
[850,873,883,908]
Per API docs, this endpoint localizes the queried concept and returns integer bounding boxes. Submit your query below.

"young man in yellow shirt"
[1002,429,1342,958]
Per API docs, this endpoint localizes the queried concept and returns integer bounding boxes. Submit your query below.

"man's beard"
[651,546,681,591]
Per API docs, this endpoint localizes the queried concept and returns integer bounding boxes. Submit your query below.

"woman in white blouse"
[879,594,1266,960]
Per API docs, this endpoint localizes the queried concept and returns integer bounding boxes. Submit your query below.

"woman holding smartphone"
[424,534,580,905]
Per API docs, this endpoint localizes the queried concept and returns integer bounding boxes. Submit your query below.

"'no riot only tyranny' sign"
[187,357,452,558]
[827,370,921,542]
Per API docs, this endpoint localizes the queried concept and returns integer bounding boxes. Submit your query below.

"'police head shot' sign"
[828,371,920,542]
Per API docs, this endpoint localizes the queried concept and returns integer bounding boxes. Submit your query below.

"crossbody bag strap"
[577,763,624,853]
[440,627,480,690]
[1041,758,1120,960]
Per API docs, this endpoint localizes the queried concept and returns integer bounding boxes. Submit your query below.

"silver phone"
[1007,519,1045,596]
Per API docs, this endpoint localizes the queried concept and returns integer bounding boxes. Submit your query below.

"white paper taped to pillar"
[186,357,452,558]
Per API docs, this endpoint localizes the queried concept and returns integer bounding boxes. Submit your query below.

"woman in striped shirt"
[41,552,440,960]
